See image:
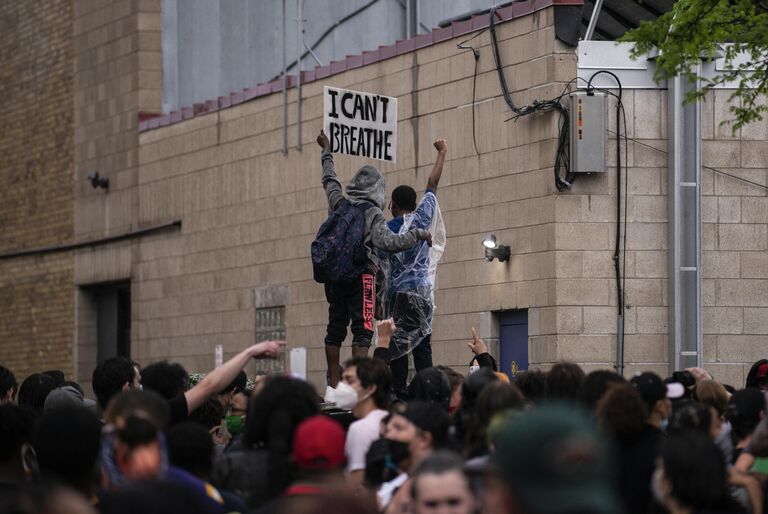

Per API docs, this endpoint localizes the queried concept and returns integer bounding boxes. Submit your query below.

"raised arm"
[317,130,344,211]
[426,139,448,192]
[184,340,285,414]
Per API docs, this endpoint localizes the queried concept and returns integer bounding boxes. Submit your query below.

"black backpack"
[311,198,373,283]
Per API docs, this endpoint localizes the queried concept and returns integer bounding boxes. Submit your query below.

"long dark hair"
[453,368,497,448]
[661,434,730,510]
[464,381,524,458]
[243,376,319,498]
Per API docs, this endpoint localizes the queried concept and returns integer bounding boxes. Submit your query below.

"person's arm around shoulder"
[426,139,447,192]
[318,130,344,211]
[184,340,285,414]
[369,209,432,252]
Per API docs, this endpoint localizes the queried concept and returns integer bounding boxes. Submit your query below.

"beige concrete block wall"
[555,85,768,386]
[552,88,671,373]
[700,89,768,386]
[134,8,566,388]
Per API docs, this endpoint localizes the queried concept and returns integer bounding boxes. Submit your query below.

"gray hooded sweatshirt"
[321,148,429,268]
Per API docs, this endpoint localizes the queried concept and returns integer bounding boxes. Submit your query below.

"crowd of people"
[3,332,768,514]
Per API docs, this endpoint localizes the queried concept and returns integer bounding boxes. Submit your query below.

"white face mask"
[324,381,359,411]
[469,365,480,374]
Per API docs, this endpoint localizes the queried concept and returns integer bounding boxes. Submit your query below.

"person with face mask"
[378,401,450,514]
[326,357,392,488]
[630,372,683,433]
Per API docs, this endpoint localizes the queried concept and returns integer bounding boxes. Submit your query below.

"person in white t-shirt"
[336,356,393,488]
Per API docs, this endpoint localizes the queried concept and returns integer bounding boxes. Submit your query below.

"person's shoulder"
[388,217,403,232]
[367,408,389,422]
[346,417,365,439]
[347,415,369,434]
[349,409,387,433]
[167,394,189,424]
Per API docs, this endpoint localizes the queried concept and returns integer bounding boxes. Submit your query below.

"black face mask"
[385,438,411,469]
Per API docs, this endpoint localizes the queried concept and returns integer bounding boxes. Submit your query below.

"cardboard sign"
[323,86,397,163]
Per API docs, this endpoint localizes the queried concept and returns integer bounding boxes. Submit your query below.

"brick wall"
[0,0,75,379]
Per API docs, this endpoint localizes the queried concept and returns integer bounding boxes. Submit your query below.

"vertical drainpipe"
[405,0,411,39]
[415,0,420,36]
[296,0,303,150]
[405,0,419,39]
[667,65,703,372]
[282,0,288,155]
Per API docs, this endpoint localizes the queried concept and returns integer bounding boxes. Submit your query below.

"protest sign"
[323,86,397,163]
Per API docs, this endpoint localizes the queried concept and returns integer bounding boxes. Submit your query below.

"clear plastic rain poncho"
[381,193,446,360]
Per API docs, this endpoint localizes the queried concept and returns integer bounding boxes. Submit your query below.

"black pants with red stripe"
[324,272,374,348]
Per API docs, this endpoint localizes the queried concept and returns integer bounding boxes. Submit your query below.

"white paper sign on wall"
[323,86,397,163]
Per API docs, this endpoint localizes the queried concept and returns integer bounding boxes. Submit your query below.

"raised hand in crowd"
[185,341,286,413]
[376,318,395,350]
[466,327,488,356]
[686,366,713,384]
[251,340,286,359]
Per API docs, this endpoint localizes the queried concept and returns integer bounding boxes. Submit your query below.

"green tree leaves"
[621,0,768,130]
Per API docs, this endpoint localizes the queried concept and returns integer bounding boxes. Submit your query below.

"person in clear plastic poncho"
[381,139,448,398]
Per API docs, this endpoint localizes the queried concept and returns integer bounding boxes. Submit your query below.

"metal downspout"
[282,0,288,155]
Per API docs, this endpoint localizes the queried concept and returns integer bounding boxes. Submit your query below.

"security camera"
[87,172,109,190]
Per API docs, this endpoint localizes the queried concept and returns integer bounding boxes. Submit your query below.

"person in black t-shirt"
[164,340,285,426]
[93,341,285,426]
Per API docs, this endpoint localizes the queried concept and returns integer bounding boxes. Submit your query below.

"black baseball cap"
[729,389,766,420]
[392,401,450,447]
[630,372,683,408]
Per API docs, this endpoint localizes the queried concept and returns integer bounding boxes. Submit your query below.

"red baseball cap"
[292,415,346,471]
[756,363,768,379]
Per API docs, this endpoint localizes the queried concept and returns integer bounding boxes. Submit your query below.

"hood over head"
[346,164,386,209]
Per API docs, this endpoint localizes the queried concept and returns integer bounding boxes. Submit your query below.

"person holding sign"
[323,86,398,163]
[314,130,432,388]
[383,139,448,399]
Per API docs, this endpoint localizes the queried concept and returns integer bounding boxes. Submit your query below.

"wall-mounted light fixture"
[482,234,510,262]
[87,172,109,190]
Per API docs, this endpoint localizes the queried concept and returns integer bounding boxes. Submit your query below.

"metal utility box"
[569,91,607,173]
